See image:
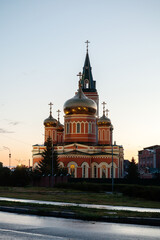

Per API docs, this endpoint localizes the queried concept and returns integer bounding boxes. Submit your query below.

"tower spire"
[48,102,53,117]
[81,41,96,92]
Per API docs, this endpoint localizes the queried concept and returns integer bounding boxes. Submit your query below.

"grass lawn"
[0,200,160,220]
[0,186,160,221]
[0,186,160,208]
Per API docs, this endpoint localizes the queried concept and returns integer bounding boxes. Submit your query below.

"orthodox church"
[32,43,124,178]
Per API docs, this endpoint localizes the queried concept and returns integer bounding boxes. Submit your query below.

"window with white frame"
[77,123,80,133]
[94,165,97,178]
[85,79,89,89]
[67,123,70,134]
[88,122,92,133]
[102,165,106,178]
[83,165,86,178]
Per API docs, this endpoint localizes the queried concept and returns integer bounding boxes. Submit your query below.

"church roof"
[59,150,91,156]
[59,150,118,156]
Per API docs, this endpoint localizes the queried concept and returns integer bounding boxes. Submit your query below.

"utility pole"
[3,146,11,169]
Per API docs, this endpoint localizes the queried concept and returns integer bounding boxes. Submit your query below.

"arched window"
[85,79,89,89]
[102,165,106,178]
[88,122,92,133]
[83,165,86,178]
[102,130,105,140]
[94,165,97,178]
[77,123,80,133]
[48,130,51,138]
[70,165,75,178]
[67,123,70,134]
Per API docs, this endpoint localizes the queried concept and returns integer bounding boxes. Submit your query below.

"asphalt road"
[0,211,160,240]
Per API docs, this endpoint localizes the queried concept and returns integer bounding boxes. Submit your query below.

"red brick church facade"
[32,45,124,178]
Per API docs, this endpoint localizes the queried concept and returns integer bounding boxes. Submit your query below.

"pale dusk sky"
[0,0,160,166]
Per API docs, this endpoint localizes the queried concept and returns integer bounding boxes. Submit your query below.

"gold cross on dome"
[106,109,109,117]
[57,109,61,122]
[85,40,90,52]
[77,72,83,88]
[48,102,53,116]
[102,101,106,116]
[77,72,83,80]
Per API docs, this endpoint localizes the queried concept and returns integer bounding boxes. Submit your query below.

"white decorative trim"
[91,162,98,178]
[81,162,89,178]
[108,162,117,178]
[99,162,109,178]
[81,162,89,168]
[65,136,96,140]
[59,162,64,168]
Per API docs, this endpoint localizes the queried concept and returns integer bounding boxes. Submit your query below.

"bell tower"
[97,102,112,145]
[81,40,99,116]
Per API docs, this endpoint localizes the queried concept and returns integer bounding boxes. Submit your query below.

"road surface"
[0,211,160,239]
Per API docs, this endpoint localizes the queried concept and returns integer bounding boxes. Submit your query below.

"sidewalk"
[0,205,160,227]
[0,197,160,213]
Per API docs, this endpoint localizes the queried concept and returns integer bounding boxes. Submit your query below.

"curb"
[0,206,160,226]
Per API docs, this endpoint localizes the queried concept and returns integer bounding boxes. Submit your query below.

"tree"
[0,166,11,186]
[38,137,60,176]
[58,166,68,176]
[127,157,139,182]
[11,166,31,186]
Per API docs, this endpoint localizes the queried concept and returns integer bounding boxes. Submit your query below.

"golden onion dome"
[63,87,97,115]
[97,115,111,126]
[44,114,57,127]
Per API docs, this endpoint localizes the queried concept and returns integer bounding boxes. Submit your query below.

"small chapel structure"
[32,42,124,178]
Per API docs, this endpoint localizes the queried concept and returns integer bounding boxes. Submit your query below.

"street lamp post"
[52,143,54,177]
[3,146,11,169]
[110,126,114,193]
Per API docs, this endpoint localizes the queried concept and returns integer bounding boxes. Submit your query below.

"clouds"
[8,121,21,126]
[0,119,21,134]
[0,128,14,134]
[3,119,21,126]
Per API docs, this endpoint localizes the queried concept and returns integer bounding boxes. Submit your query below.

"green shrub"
[55,182,160,201]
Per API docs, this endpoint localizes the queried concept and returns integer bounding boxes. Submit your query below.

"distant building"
[123,159,130,177]
[32,43,124,178]
[138,145,160,178]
